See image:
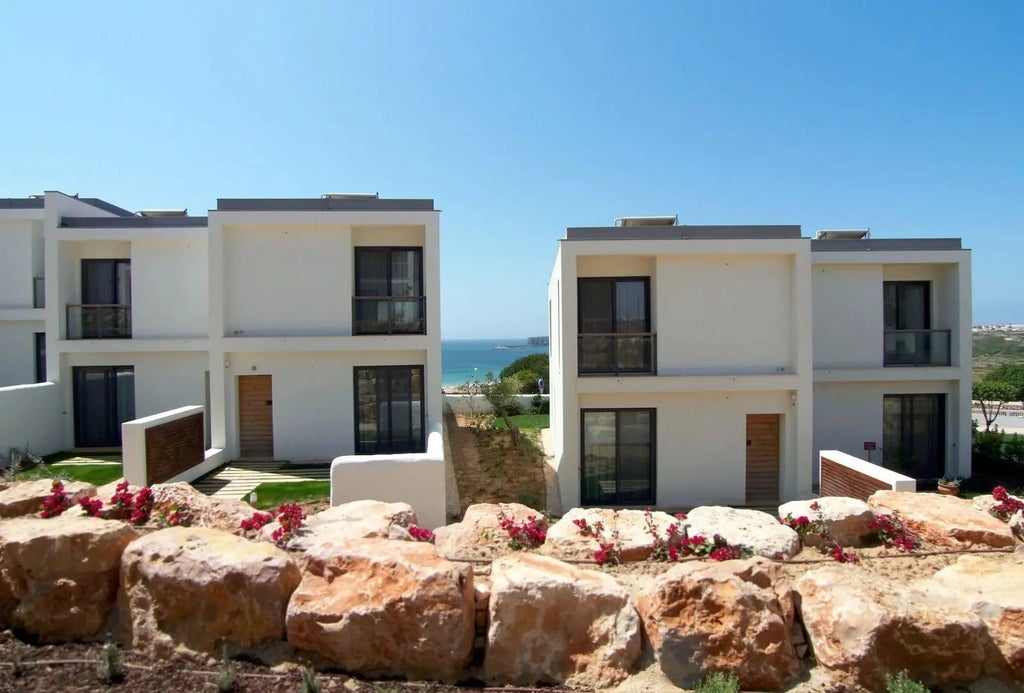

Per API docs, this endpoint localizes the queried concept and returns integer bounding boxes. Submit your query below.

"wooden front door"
[238,375,273,458]
[745,414,781,503]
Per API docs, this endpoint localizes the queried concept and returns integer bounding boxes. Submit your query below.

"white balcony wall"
[132,239,208,338]
[0,323,39,386]
[0,221,35,308]
[811,264,884,368]
[655,254,794,375]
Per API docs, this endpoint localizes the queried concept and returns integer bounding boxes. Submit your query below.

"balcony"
[353,296,426,335]
[578,333,656,375]
[67,304,132,339]
[884,329,951,367]
[33,277,44,308]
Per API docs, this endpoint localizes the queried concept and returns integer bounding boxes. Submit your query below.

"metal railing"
[33,277,44,308]
[352,296,426,335]
[578,333,656,374]
[66,304,132,339]
[883,329,951,366]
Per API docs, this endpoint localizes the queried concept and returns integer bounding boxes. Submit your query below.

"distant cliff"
[527,336,549,347]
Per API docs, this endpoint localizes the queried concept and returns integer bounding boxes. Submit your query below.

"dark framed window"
[884,281,930,330]
[70,259,132,339]
[883,394,945,479]
[578,277,654,374]
[73,366,135,447]
[354,247,425,334]
[581,409,655,505]
[883,281,949,366]
[354,365,425,454]
[34,333,45,383]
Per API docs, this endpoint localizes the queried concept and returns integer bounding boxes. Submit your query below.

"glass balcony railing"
[353,296,426,335]
[884,329,951,366]
[66,304,132,339]
[33,277,44,308]
[578,333,656,374]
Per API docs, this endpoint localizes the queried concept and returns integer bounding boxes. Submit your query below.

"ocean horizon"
[441,338,548,387]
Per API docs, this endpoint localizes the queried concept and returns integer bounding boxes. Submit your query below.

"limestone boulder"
[277,499,417,551]
[0,479,96,518]
[868,490,1014,549]
[485,553,641,687]
[636,557,798,691]
[796,566,989,689]
[972,491,1024,518]
[150,482,254,533]
[1010,510,1024,544]
[286,538,474,679]
[921,555,1024,680]
[686,506,800,559]
[542,507,684,563]
[434,502,546,559]
[0,516,138,641]
[119,527,300,655]
[778,496,875,546]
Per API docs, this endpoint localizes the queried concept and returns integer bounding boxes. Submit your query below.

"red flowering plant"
[498,513,547,551]
[153,502,193,528]
[990,486,1024,522]
[238,503,307,548]
[77,496,104,517]
[572,517,605,538]
[239,511,275,535]
[128,486,155,526]
[572,514,621,565]
[594,541,620,566]
[39,479,72,518]
[825,541,859,563]
[109,481,135,510]
[867,511,919,553]
[407,525,435,543]
[779,500,828,542]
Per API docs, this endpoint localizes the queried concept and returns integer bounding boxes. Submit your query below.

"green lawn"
[494,413,550,430]
[14,463,124,486]
[245,480,330,510]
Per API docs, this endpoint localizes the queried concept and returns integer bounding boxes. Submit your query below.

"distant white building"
[0,191,441,463]
[547,220,971,509]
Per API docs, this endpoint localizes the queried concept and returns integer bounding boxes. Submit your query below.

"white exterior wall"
[0,221,38,308]
[812,265,884,368]
[0,323,40,387]
[132,239,208,338]
[0,383,63,456]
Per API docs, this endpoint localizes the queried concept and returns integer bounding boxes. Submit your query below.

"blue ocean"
[441,339,548,387]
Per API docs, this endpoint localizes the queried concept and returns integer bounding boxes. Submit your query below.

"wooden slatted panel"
[238,375,274,458]
[819,456,891,501]
[746,414,780,503]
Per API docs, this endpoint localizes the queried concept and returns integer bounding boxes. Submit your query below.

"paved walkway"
[192,460,331,499]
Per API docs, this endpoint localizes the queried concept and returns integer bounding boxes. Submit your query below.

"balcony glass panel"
[578,334,655,374]
[66,305,132,339]
[883,329,951,366]
[353,297,426,335]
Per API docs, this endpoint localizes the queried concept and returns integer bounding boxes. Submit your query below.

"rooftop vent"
[614,215,678,227]
[816,229,870,240]
[138,209,187,217]
[322,192,379,200]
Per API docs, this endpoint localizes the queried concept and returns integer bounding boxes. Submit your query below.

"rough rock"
[0,479,96,518]
[686,506,800,559]
[796,565,989,689]
[1011,510,1024,544]
[921,554,1024,680]
[0,516,138,641]
[434,502,546,559]
[287,538,474,679]
[636,557,798,691]
[150,482,255,533]
[485,553,641,687]
[542,507,684,562]
[778,497,875,546]
[868,490,1014,549]
[119,526,300,655]
[280,500,417,550]
[972,491,1024,517]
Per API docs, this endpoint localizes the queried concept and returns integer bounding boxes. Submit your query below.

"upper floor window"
[67,259,132,339]
[884,281,930,331]
[578,277,654,374]
[354,247,425,335]
[883,281,949,366]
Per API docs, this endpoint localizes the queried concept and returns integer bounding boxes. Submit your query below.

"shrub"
[238,503,307,548]
[500,353,549,393]
[868,512,919,552]
[78,496,104,517]
[885,669,928,693]
[991,485,1024,521]
[498,513,546,550]
[694,670,740,693]
[39,479,71,518]
[299,666,321,693]
[96,642,125,684]
[407,524,435,542]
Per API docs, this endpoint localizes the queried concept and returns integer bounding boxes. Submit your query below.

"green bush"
[500,353,549,393]
[885,669,927,693]
[694,671,740,693]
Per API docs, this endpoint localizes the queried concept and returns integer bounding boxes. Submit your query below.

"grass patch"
[14,463,123,486]
[245,480,330,510]
[493,414,549,430]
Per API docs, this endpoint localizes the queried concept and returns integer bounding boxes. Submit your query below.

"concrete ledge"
[330,423,446,529]
[819,449,916,501]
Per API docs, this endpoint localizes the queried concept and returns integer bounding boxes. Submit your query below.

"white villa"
[547,219,971,510]
[0,191,441,465]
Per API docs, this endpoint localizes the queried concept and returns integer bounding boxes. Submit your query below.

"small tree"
[974,380,1016,431]
[986,364,1024,401]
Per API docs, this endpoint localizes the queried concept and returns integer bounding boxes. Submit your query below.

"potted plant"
[937,477,962,497]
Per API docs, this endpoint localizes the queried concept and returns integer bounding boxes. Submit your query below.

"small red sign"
[863,441,877,451]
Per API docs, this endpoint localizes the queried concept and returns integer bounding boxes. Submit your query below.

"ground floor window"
[354,365,425,454]
[883,394,945,478]
[73,366,135,447]
[581,408,655,505]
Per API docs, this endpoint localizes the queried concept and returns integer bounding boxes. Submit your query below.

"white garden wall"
[0,383,63,458]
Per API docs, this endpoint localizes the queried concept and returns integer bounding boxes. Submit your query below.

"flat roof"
[0,198,44,209]
[216,197,435,212]
[0,196,135,216]
[565,225,803,241]
[811,238,962,252]
[61,216,209,228]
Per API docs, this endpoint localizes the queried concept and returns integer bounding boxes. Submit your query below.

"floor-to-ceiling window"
[578,278,654,374]
[353,248,425,334]
[354,365,425,453]
[73,366,135,447]
[581,409,655,505]
[883,394,945,478]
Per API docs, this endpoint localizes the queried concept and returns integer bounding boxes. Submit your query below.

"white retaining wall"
[330,422,446,529]
[443,393,548,415]
[0,383,63,459]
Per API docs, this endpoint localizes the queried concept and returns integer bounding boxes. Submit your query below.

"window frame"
[882,393,946,479]
[353,365,426,454]
[579,407,656,506]
[577,276,654,375]
[883,281,931,330]
[353,246,426,335]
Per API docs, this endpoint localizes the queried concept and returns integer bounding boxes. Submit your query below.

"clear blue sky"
[2,1,1021,337]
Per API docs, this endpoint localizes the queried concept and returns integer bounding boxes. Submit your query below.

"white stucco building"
[547,220,971,510]
[0,191,441,464]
